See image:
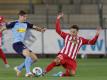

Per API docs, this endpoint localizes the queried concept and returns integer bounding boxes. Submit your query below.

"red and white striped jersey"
[59,34,83,60]
[0,22,4,47]
[56,19,99,60]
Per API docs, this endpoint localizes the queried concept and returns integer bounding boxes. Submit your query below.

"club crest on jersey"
[69,40,78,44]
[69,39,79,44]
[17,28,26,32]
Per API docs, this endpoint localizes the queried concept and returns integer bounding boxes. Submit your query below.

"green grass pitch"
[0,58,107,80]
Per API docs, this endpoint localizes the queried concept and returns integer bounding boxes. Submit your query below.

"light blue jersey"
[6,21,33,43]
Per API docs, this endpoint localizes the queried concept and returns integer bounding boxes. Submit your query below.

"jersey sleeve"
[81,34,99,45]
[6,22,16,29]
[26,22,33,29]
[56,18,68,39]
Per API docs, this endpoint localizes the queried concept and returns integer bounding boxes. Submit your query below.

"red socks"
[0,49,8,64]
[45,61,72,77]
[45,61,56,73]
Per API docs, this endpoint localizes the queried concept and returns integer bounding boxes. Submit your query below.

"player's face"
[70,28,78,36]
[19,15,28,22]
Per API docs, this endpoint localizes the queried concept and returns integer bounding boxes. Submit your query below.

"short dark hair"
[70,25,79,31]
[18,10,27,16]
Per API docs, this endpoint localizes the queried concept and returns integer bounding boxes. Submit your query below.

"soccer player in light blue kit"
[0,10,46,77]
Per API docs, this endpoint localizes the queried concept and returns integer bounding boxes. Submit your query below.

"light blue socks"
[17,57,33,73]
[25,57,33,73]
[17,62,25,71]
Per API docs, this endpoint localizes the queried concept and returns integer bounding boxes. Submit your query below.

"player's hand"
[41,28,46,32]
[0,26,6,32]
[57,13,64,19]
[96,27,102,35]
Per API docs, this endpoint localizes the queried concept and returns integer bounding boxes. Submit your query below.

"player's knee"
[53,59,57,63]
[34,56,38,61]
[34,54,38,60]
[30,53,38,62]
[71,73,75,76]
[22,49,30,57]
[54,58,60,65]
[33,56,38,62]
[71,70,76,76]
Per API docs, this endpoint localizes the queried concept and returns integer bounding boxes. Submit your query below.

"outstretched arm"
[82,27,101,45]
[27,22,46,32]
[32,25,46,32]
[56,13,67,39]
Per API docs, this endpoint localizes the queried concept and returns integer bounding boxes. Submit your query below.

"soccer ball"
[32,67,43,77]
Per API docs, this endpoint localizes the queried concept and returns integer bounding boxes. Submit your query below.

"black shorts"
[13,41,32,57]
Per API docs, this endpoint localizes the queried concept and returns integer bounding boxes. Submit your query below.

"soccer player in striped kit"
[0,16,10,68]
[43,13,101,77]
